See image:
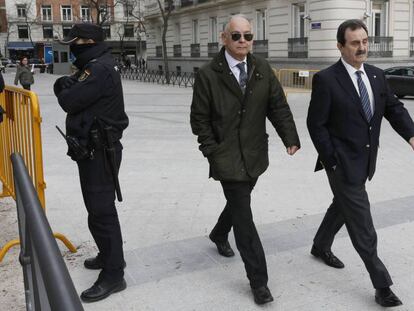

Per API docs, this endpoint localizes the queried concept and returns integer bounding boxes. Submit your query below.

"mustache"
[356,50,366,56]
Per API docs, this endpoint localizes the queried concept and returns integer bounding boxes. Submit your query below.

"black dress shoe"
[84,255,126,270]
[311,245,345,269]
[375,288,403,307]
[209,234,235,257]
[252,286,274,305]
[80,278,127,303]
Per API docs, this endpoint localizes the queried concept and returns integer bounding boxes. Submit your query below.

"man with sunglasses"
[191,15,300,305]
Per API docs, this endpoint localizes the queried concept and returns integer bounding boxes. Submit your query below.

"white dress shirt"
[225,50,247,84]
[341,58,375,114]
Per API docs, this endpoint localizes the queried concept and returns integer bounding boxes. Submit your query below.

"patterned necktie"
[356,71,373,122]
[236,62,248,92]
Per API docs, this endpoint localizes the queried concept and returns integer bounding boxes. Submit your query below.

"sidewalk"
[1,71,413,310]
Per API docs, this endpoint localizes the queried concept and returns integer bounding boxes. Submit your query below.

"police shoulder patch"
[78,69,91,82]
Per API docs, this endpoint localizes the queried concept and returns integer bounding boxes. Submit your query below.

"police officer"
[53,23,129,302]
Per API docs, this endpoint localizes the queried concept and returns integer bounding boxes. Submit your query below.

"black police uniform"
[54,30,128,284]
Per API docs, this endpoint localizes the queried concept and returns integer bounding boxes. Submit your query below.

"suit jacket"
[191,47,300,181]
[307,60,414,184]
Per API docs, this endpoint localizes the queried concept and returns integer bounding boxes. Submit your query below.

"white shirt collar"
[225,50,247,69]
[341,57,366,76]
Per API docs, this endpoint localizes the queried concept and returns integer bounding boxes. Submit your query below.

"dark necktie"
[236,62,248,92]
[356,71,373,122]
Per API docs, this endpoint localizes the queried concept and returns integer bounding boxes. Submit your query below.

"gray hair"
[224,14,251,33]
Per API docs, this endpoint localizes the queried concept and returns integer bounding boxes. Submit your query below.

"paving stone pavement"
[1,70,414,310]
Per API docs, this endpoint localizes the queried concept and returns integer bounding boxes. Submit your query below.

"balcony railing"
[288,37,308,58]
[253,40,268,58]
[181,0,193,7]
[208,42,219,57]
[368,37,393,57]
[173,44,182,57]
[191,43,200,57]
[156,45,163,57]
[410,37,414,57]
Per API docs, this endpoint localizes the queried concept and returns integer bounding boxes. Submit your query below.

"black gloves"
[54,76,77,96]
[59,76,77,89]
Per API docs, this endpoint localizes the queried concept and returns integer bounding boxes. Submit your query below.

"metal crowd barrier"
[277,68,319,91]
[120,67,318,94]
[120,68,196,88]
[12,153,84,311]
[0,86,45,206]
[0,86,76,262]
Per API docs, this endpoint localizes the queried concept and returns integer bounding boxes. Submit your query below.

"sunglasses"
[231,32,254,42]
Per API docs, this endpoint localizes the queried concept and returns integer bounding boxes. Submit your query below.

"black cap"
[60,23,104,44]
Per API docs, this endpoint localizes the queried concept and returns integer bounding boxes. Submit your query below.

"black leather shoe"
[311,245,345,269]
[84,255,126,270]
[375,288,403,307]
[80,278,127,303]
[252,286,274,305]
[209,233,235,257]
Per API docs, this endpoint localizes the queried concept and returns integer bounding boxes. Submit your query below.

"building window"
[18,25,29,38]
[123,2,133,17]
[61,5,72,22]
[256,9,267,40]
[412,1,414,35]
[192,19,199,44]
[41,5,52,21]
[61,51,68,62]
[17,5,26,18]
[292,3,306,38]
[370,0,389,37]
[62,25,72,37]
[124,24,134,37]
[209,16,217,42]
[81,6,91,22]
[174,23,181,44]
[102,25,111,39]
[43,25,53,39]
[99,5,111,22]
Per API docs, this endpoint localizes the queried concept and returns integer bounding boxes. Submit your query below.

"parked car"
[1,58,12,66]
[28,58,44,68]
[384,66,414,98]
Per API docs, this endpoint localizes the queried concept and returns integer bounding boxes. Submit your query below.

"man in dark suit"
[307,19,414,307]
[191,15,300,305]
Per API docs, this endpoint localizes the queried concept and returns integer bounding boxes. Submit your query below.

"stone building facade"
[144,0,414,71]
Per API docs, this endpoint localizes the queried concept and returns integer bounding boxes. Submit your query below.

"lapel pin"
[373,75,376,78]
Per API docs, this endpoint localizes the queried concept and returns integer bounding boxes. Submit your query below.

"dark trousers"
[210,178,268,289]
[77,144,124,282]
[22,84,30,90]
[313,166,393,289]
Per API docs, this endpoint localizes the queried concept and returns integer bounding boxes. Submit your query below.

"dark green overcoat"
[191,47,300,181]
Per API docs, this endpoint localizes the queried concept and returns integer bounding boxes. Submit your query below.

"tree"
[81,0,146,61]
[156,0,174,83]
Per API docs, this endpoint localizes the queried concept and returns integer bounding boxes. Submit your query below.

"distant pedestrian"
[124,57,131,69]
[0,71,4,92]
[14,56,34,90]
[0,71,4,123]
